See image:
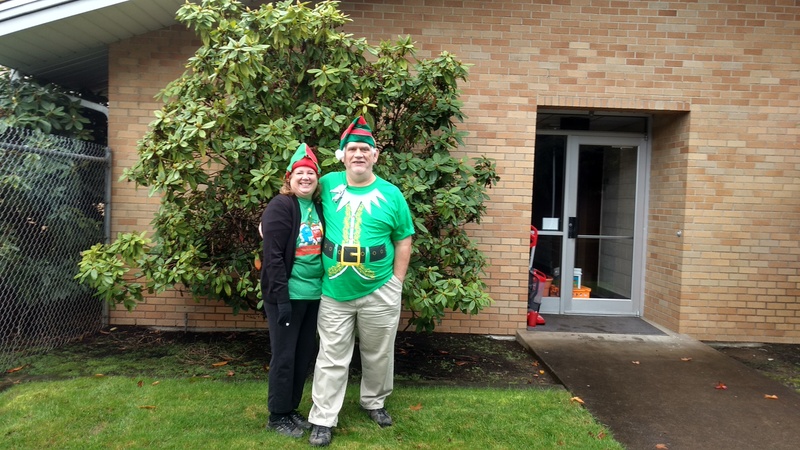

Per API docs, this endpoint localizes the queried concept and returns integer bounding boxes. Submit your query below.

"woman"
[260,143,324,438]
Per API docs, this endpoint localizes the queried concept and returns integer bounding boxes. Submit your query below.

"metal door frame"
[538,131,650,316]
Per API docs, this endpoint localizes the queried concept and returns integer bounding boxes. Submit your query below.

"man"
[308,116,414,447]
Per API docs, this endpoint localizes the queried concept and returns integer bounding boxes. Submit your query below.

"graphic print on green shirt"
[320,172,415,301]
[288,197,324,300]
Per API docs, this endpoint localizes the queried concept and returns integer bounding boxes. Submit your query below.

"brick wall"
[107,26,263,331]
[107,1,800,342]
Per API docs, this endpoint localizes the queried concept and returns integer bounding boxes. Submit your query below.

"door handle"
[568,217,578,239]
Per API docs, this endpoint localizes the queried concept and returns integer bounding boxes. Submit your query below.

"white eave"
[0,0,189,95]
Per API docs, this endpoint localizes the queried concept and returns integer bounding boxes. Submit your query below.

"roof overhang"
[0,0,189,96]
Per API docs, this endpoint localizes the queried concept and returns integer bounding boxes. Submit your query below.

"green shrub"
[76,0,499,332]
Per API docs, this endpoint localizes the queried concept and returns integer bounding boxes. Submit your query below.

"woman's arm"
[261,195,295,305]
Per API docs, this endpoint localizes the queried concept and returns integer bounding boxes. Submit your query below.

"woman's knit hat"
[286,143,320,176]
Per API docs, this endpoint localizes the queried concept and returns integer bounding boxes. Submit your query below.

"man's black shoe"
[309,424,332,447]
[365,407,393,427]
[267,415,304,438]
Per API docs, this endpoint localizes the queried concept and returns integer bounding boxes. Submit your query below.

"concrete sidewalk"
[517,321,800,450]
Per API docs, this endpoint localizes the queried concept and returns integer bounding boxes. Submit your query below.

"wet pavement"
[517,317,800,450]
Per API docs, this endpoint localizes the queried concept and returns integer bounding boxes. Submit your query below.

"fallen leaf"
[212,361,229,368]
[110,327,117,331]
[656,444,669,449]
[454,361,468,366]
[137,380,144,387]
[715,381,727,390]
[764,394,778,400]
[532,361,539,367]
[570,396,585,404]
[6,365,26,374]
[151,381,160,386]
[588,430,606,440]
[227,370,235,377]
[409,403,423,411]
[631,361,640,365]
[397,348,408,355]
[539,370,545,375]
[138,405,156,410]
[681,357,692,362]
[438,350,449,355]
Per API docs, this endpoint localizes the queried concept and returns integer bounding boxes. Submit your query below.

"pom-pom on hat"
[286,143,320,176]
[336,116,375,161]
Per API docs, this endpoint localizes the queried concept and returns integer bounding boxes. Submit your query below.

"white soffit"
[0,0,188,94]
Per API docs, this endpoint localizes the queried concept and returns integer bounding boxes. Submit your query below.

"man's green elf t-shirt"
[319,172,414,301]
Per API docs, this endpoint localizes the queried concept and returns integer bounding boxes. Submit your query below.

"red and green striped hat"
[339,116,375,151]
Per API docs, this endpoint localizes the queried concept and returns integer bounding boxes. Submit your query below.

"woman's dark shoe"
[289,410,312,430]
[267,415,304,438]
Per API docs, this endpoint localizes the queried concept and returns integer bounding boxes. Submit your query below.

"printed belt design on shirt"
[322,238,386,265]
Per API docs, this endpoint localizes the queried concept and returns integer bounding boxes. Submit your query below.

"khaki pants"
[308,275,403,427]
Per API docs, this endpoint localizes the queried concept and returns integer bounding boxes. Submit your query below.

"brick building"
[1,0,799,342]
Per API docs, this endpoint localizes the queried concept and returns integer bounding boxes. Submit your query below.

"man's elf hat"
[336,116,375,161]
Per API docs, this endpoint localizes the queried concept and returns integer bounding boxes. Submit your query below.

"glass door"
[532,135,647,316]
[530,135,565,315]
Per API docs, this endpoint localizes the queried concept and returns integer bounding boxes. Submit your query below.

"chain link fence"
[0,126,110,371]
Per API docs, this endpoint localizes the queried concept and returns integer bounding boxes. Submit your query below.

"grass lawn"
[1,328,623,449]
[0,378,621,449]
